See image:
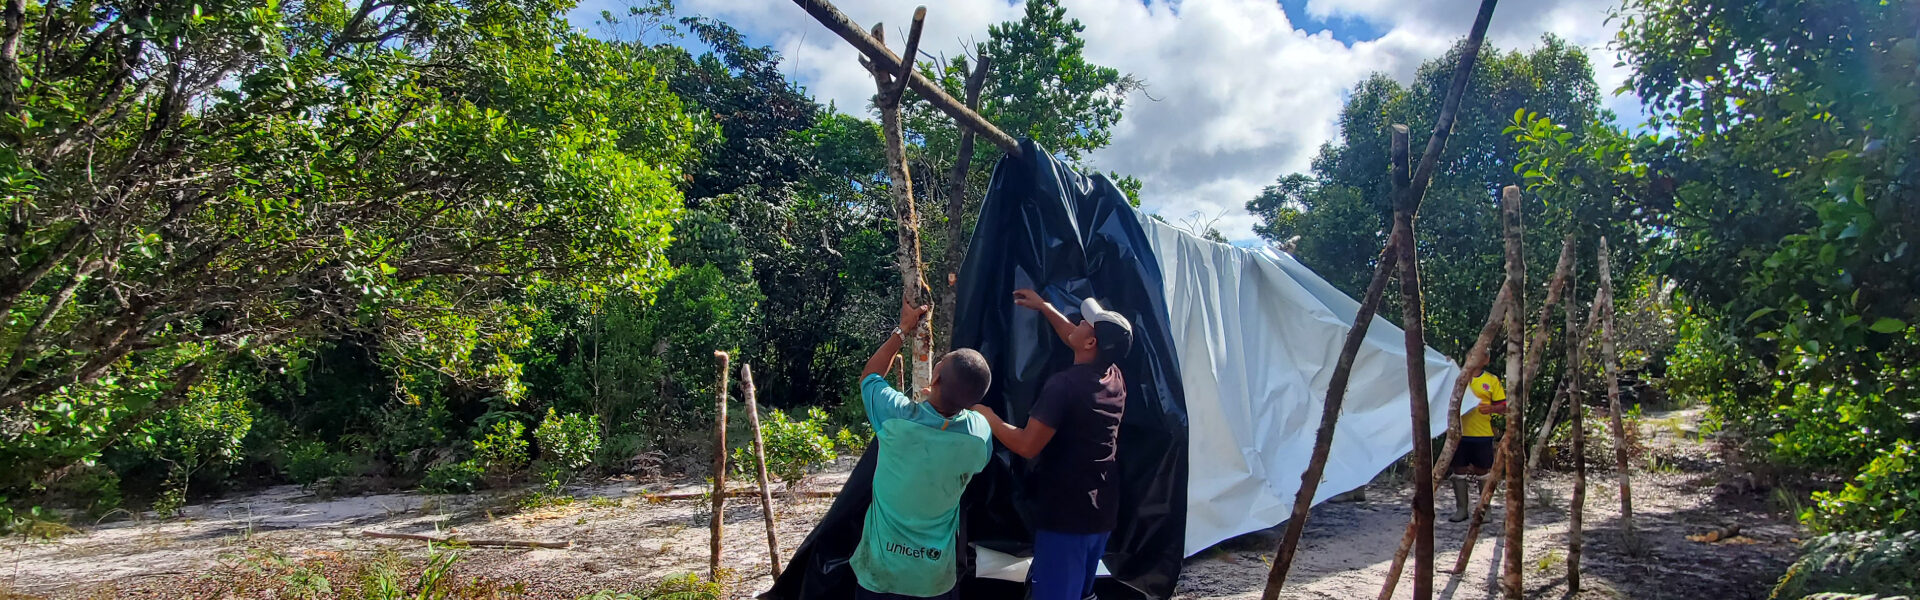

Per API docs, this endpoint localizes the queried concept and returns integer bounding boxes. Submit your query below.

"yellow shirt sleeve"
[1472,373,1506,403]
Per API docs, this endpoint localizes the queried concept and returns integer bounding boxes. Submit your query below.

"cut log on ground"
[361,531,569,549]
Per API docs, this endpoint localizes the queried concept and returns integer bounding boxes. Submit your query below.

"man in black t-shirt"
[971,289,1133,600]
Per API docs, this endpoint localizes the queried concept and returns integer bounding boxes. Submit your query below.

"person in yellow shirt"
[1450,367,1505,522]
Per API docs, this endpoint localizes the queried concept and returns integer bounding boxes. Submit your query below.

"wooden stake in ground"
[866,12,936,402]
[740,364,781,579]
[1259,3,1500,597]
[935,53,991,354]
[1498,185,1527,600]
[710,350,730,581]
[1566,255,1594,593]
[1388,125,1439,600]
[1598,236,1636,545]
[1530,299,1600,475]
[1377,284,1510,600]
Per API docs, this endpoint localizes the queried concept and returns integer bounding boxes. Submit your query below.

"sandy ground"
[1,407,1797,599]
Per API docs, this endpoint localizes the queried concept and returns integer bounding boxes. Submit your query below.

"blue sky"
[566,0,1645,242]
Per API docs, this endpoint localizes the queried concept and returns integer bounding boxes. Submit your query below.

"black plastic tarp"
[762,140,1188,600]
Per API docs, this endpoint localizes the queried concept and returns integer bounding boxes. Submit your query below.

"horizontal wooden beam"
[791,0,1024,158]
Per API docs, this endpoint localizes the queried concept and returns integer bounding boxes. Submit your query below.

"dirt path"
[1,408,1797,599]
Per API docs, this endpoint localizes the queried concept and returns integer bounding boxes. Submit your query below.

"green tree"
[0,0,704,494]
[1609,0,1918,518]
[1246,36,1635,357]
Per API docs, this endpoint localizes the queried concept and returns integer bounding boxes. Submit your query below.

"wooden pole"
[1449,440,1510,574]
[868,17,936,403]
[1262,230,1402,600]
[360,531,570,549]
[1498,185,1527,600]
[1259,4,1500,597]
[1567,259,1595,593]
[1598,237,1636,546]
[1377,284,1510,600]
[789,0,1022,157]
[710,350,729,582]
[1387,125,1438,600]
[935,53,991,354]
[1529,299,1600,474]
[741,364,782,579]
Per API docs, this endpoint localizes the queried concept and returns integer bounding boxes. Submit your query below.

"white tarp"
[1139,216,1463,556]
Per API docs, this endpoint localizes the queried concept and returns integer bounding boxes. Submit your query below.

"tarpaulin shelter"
[762,141,1460,600]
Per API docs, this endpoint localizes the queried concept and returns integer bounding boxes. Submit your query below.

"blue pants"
[1029,529,1111,600]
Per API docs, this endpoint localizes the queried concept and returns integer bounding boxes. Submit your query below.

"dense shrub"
[285,442,354,488]
[1805,443,1920,534]
[473,420,530,483]
[420,460,485,494]
[733,408,837,487]
[534,409,603,475]
[1771,530,1920,600]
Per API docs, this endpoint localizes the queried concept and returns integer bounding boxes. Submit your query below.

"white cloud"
[573,0,1646,241]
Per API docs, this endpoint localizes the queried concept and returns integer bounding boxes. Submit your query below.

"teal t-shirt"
[851,374,992,597]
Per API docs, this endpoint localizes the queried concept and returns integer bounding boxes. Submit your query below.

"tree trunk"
[741,364,782,579]
[1377,285,1510,600]
[935,54,991,354]
[710,351,730,582]
[870,23,935,402]
[1498,186,1526,600]
[1598,237,1635,545]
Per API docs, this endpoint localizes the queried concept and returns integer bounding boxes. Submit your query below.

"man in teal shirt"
[851,301,994,599]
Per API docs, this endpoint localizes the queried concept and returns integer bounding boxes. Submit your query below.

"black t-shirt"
[1027,362,1127,534]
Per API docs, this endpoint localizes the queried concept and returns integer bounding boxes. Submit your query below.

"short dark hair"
[1092,321,1133,365]
[939,348,992,408]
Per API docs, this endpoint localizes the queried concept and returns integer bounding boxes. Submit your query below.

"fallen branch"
[360,531,569,549]
[643,490,840,501]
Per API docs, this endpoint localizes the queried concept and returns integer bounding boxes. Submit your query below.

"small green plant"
[286,441,354,487]
[1770,530,1920,600]
[1804,442,1920,533]
[420,460,484,494]
[516,490,576,511]
[535,409,603,476]
[589,496,620,509]
[473,420,529,482]
[1536,548,1564,572]
[834,423,873,455]
[0,504,78,539]
[732,408,837,488]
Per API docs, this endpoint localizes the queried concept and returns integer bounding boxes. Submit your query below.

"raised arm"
[1013,289,1075,347]
[971,404,1057,459]
[863,301,929,379]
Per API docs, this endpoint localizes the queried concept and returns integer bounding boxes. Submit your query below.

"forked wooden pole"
[790,0,1021,156]
[1377,284,1510,600]
[868,16,936,403]
[1258,3,1500,597]
[710,351,730,582]
[741,364,782,579]
[1598,237,1636,545]
[1388,125,1438,600]
[1498,186,1528,600]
